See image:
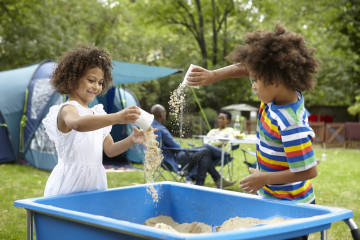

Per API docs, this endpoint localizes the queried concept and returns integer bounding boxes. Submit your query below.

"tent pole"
[180,101,183,138]
[190,87,211,132]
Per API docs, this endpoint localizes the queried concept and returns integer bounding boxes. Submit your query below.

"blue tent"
[112,60,182,85]
[0,60,181,170]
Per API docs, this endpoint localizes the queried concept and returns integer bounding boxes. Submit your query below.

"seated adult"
[202,110,235,166]
[205,110,235,145]
[150,104,236,188]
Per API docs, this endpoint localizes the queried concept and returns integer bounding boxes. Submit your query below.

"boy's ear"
[271,76,279,88]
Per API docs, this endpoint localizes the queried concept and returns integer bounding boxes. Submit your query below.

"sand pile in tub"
[145,215,297,234]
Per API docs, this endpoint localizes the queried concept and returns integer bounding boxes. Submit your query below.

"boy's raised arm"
[187,64,248,86]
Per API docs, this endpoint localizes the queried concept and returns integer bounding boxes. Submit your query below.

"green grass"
[1,139,359,240]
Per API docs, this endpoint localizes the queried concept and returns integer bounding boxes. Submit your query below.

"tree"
[0,0,107,70]
[210,0,234,66]
[336,0,360,118]
[138,0,236,68]
[0,0,358,121]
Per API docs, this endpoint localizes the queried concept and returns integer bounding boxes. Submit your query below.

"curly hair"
[51,43,113,95]
[226,23,321,92]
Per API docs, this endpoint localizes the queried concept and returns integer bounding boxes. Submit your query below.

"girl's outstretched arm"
[58,105,140,133]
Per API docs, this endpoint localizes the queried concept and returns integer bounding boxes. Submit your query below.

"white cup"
[182,64,200,89]
[135,108,154,130]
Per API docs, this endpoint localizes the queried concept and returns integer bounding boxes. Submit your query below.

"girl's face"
[217,113,230,129]
[72,67,104,106]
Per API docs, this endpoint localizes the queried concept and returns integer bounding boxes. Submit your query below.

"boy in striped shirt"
[186,23,320,205]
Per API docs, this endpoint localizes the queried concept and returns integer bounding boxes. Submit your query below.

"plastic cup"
[182,64,200,89]
[135,108,154,130]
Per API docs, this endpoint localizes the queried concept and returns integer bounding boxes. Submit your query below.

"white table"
[194,135,257,189]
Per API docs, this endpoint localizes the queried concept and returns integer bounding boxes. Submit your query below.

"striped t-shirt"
[256,92,316,203]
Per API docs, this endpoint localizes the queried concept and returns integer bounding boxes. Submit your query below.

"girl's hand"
[115,106,140,124]
[238,168,266,194]
[130,126,146,145]
[187,67,218,86]
[152,127,159,139]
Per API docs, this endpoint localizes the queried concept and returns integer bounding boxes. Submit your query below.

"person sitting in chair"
[206,110,234,145]
[151,104,236,188]
[202,110,235,166]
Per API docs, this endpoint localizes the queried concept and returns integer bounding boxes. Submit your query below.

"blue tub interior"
[30,183,329,224]
[14,182,354,240]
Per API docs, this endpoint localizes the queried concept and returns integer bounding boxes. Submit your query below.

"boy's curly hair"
[226,23,321,91]
[51,43,113,95]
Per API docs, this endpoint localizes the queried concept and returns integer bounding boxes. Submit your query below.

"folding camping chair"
[189,141,239,183]
[212,143,239,182]
[152,132,198,183]
[241,148,258,174]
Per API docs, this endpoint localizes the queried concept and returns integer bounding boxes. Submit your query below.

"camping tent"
[0,60,181,170]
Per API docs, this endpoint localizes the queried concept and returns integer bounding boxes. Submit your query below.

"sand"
[168,84,187,137]
[145,215,294,234]
[143,126,163,202]
[169,84,186,125]
[217,216,291,232]
[145,215,212,234]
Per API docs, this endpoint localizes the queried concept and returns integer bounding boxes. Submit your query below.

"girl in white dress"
[42,44,146,196]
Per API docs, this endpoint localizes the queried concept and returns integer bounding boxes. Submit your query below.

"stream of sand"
[143,126,163,202]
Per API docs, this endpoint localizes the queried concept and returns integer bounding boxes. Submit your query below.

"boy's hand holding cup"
[182,64,200,89]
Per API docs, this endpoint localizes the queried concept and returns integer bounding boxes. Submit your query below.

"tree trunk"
[211,0,218,66]
[195,0,208,68]
[223,15,228,58]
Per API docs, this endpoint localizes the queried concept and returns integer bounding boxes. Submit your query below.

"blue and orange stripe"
[262,181,313,200]
[255,96,316,203]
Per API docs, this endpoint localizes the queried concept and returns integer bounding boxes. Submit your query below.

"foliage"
[0,0,102,69]
[348,92,360,117]
[0,0,358,120]
[136,0,237,68]
[336,0,360,115]
[189,107,218,136]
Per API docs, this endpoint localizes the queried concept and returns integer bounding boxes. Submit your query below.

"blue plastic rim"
[14,182,354,240]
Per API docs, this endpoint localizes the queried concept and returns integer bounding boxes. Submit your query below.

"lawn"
[0,139,359,240]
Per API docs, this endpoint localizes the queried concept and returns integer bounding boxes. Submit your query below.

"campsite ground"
[1,140,359,240]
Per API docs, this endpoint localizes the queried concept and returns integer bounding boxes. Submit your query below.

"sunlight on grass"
[1,141,359,240]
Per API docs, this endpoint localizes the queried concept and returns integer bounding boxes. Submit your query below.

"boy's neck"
[273,88,299,106]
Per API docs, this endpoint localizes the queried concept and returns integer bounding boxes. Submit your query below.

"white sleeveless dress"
[42,101,112,196]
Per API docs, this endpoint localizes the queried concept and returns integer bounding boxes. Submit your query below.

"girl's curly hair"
[51,43,113,95]
[226,23,321,91]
